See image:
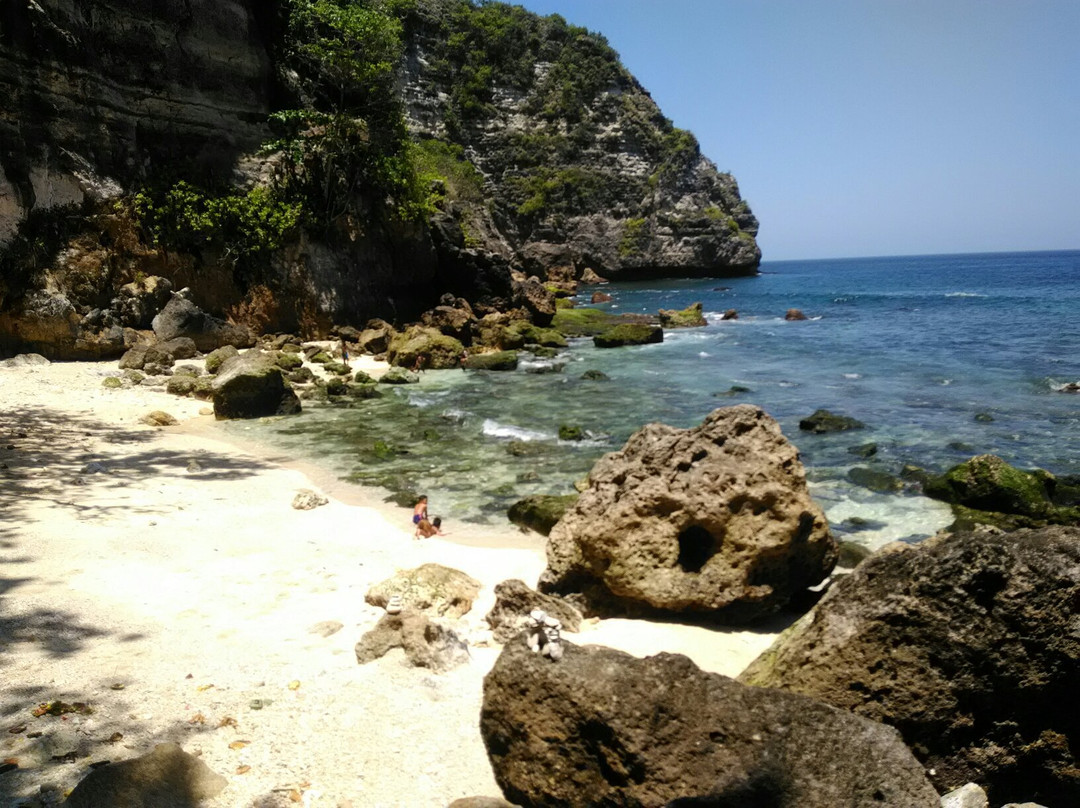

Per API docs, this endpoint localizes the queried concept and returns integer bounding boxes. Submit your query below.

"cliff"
[0,0,760,359]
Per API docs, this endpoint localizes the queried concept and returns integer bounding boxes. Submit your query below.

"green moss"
[618,217,649,257]
[551,306,621,337]
[593,323,663,348]
[925,454,1051,517]
[558,424,584,441]
[507,494,579,536]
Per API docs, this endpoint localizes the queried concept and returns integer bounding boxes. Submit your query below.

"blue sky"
[514,0,1080,261]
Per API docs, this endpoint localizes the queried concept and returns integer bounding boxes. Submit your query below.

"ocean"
[218,250,1080,550]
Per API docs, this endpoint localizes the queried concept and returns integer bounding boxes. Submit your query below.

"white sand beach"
[0,357,784,807]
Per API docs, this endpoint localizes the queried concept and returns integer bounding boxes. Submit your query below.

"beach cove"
[0,358,785,807]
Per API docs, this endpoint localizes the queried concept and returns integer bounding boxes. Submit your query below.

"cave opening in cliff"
[677,525,717,573]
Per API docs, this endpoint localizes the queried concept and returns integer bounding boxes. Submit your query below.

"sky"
[514,0,1080,261]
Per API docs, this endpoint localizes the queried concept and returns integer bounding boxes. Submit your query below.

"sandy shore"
[0,356,784,807]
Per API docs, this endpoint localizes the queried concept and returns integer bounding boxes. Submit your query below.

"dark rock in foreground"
[540,405,836,622]
[481,639,939,808]
[65,742,226,807]
[740,526,1080,805]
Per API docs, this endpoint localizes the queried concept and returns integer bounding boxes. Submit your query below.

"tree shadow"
[0,681,221,806]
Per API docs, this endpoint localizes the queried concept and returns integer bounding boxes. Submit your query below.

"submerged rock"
[507,494,579,536]
[481,639,939,808]
[540,405,836,621]
[799,408,866,433]
[739,526,1080,805]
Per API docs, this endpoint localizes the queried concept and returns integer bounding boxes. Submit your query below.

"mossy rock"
[166,376,197,396]
[379,367,420,385]
[593,323,663,348]
[192,377,214,400]
[281,343,303,354]
[289,367,316,384]
[657,302,707,328]
[122,369,145,384]
[799,409,866,433]
[326,377,349,396]
[506,440,551,457]
[102,376,123,389]
[346,383,382,399]
[581,369,609,381]
[552,307,622,337]
[554,297,575,310]
[173,364,201,377]
[846,466,903,493]
[529,347,559,359]
[848,443,879,458]
[475,322,527,351]
[310,351,332,364]
[205,345,239,375]
[353,370,375,384]
[923,454,1052,518]
[558,424,584,441]
[324,361,352,376]
[528,328,568,348]
[275,352,304,372]
[464,350,519,371]
[387,325,465,369]
[507,494,580,536]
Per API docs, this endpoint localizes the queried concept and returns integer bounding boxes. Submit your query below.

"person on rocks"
[340,338,350,368]
[412,354,428,374]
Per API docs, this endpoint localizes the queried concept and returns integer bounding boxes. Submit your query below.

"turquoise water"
[220,250,1080,549]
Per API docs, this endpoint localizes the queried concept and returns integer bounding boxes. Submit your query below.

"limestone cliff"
[400,1,760,279]
[0,0,760,359]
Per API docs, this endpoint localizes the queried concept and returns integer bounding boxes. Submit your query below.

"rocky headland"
[1,0,758,361]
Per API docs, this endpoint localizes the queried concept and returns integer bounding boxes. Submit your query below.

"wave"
[944,291,988,298]
[481,419,551,441]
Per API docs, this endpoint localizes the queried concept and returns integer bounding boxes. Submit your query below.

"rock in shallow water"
[480,639,939,808]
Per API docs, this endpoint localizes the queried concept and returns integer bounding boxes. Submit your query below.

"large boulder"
[739,526,1080,806]
[539,405,836,621]
[152,291,255,352]
[211,352,301,420]
[511,277,556,326]
[356,318,396,355]
[386,325,465,369]
[112,275,173,329]
[365,563,481,619]
[480,639,940,808]
[143,336,198,367]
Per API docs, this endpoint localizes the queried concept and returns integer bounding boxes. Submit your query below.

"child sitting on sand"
[412,496,446,538]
